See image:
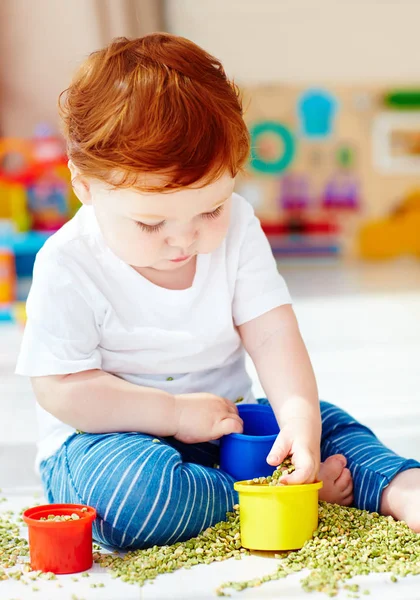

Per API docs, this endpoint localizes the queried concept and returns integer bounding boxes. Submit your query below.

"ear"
[68,160,92,205]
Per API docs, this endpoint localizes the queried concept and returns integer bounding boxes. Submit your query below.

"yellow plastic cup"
[234,480,323,551]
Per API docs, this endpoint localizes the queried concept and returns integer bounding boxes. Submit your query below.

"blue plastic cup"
[219,404,280,481]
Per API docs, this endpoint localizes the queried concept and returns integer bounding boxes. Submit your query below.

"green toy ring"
[250,121,296,175]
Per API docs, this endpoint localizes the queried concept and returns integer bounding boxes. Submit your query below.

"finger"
[266,432,291,466]
[216,416,244,437]
[280,465,317,485]
[280,449,317,483]
[228,413,243,428]
[225,401,239,415]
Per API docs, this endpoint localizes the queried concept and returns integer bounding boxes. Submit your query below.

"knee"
[93,460,236,550]
[74,437,184,549]
[320,402,361,435]
[71,436,235,550]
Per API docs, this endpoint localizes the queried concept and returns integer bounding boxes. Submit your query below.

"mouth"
[170,255,191,263]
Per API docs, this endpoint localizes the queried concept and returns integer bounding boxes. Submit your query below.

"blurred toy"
[13,301,27,327]
[384,89,420,110]
[279,174,311,211]
[297,89,338,139]
[0,127,78,234]
[0,248,16,322]
[27,166,69,231]
[249,121,296,175]
[359,189,420,259]
[0,127,79,324]
[322,146,360,210]
[0,248,15,304]
[323,176,359,210]
[0,245,28,325]
[0,138,34,232]
[261,218,340,258]
[27,126,71,230]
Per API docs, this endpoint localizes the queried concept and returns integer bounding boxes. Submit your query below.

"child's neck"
[134,256,197,290]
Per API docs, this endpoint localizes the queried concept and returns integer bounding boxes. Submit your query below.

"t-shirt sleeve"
[232,202,292,326]
[15,251,102,377]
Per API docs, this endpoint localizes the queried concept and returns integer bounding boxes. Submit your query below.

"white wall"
[0,0,103,137]
[3,0,420,136]
[166,0,420,84]
[0,0,161,137]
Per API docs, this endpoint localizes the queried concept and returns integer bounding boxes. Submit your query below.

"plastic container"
[23,503,96,574]
[220,404,280,481]
[0,248,16,304]
[234,480,323,551]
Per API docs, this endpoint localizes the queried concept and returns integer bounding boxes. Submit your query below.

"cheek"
[214,208,231,237]
[200,213,230,248]
[95,213,163,265]
[99,216,134,253]
[122,229,165,264]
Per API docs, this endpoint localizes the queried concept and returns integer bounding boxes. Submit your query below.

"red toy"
[23,503,97,574]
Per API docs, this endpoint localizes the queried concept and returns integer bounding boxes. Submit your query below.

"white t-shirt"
[16,193,291,470]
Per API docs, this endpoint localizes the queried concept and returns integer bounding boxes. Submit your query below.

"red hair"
[59,33,250,192]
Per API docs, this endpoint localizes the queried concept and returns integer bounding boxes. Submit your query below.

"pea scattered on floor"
[1,489,420,597]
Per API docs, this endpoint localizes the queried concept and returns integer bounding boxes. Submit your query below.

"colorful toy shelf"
[0,231,52,323]
[0,230,51,255]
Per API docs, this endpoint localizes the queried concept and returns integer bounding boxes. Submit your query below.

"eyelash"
[135,205,224,233]
[202,205,224,220]
[135,221,165,233]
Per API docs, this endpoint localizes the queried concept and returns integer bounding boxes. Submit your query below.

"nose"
[166,225,197,250]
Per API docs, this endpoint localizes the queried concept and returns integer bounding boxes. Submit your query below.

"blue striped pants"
[39,400,420,550]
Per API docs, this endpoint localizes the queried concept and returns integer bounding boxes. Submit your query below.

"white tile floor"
[1,258,420,599]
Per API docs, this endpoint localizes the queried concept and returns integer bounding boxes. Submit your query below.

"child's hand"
[266,423,320,485]
[174,393,243,443]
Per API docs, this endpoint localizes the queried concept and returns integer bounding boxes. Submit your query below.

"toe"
[333,453,347,468]
[319,455,347,482]
[341,493,354,506]
[404,516,420,533]
[341,479,353,498]
[335,468,353,492]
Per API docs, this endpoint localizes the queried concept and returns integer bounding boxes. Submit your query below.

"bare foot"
[318,454,353,506]
[380,468,420,533]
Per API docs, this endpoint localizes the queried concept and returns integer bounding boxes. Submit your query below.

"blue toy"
[220,404,280,481]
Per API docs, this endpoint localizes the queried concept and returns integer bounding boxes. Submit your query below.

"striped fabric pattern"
[39,400,420,549]
[319,402,420,513]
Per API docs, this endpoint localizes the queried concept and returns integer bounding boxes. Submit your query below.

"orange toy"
[23,504,96,574]
[359,189,420,259]
[0,249,16,303]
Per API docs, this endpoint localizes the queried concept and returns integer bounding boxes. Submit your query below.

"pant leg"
[320,401,420,512]
[258,397,420,513]
[39,431,236,550]
[163,436,220,468]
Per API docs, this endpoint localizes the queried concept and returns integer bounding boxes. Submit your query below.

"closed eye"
[135,204,224,232]
[201,205,224,221]
[135,220,165,233]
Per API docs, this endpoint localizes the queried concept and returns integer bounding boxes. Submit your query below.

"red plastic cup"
[23,503,97,574]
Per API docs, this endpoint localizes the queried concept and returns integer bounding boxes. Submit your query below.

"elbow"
[31,376,64,414]
[31,375,88,430]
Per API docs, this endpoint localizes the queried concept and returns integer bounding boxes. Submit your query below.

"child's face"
[88,172,235,270]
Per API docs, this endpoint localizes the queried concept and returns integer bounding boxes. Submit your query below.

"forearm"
[31,369,177,436]
[252,328,321,446]
[240,305,321,448]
